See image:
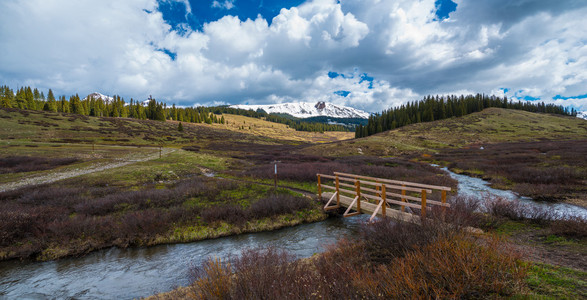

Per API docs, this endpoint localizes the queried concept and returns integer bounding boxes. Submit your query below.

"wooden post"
[92,143,95,151]
[272,160,281,192]
[317,174,322,199]
[401,186,406,212]
[355,179,361,213]
[421,189,427,218]
[159,146,162,158]
[335,175,340,207]
[381,184,386,217]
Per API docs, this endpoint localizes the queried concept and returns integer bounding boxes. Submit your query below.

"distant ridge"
[230,101,370,119]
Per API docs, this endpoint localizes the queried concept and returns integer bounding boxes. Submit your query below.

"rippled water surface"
[442,167,587,219]
[0,215,369,299]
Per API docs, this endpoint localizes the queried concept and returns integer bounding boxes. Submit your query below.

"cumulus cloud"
[0,0,585,112]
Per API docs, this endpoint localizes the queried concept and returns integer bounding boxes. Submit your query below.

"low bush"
[0,155,78,173]
[549,216,587,239]
[371,233,527,298]
[201,205,247,226]
[483,196,554,225]
[247,194,312,219]
[512,183,565,202]
[190,247,317,300]
[359,218,449,264]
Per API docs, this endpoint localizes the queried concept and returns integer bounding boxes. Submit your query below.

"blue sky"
[1,0,586,112]
[160,0,307,31]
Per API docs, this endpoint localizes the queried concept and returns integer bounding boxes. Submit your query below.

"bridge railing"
[317,172,451,221]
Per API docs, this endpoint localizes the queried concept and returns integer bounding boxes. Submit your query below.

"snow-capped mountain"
[230,101,370,119]
[577,111,587,120]
[85,92,114,103]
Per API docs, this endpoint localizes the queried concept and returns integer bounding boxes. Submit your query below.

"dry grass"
[208,113,353,143]
[302,108,587,157]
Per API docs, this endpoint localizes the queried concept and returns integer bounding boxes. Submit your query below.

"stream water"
[441,167,587,219]
[1,168,585,299]
[0,215,369,300]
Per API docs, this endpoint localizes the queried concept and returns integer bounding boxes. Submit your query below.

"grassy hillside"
[0,108,352,147]
[205,113,353,143]
[302,108,587,157]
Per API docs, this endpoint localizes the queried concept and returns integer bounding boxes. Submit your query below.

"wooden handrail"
[324,175,434,194]
[321,184,337,190]
[333,171,452,191]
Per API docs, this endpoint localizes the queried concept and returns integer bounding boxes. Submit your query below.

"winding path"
[0,147,176,193]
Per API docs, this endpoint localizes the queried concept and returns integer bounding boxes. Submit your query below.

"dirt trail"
[0,147,176,192]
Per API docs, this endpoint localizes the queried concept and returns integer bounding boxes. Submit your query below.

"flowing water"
[0,215,369,300]
[441,167,587,219]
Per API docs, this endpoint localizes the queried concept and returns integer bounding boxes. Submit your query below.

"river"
[0,215,369,300]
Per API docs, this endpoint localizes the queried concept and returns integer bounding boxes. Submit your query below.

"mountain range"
[230,101,370,119]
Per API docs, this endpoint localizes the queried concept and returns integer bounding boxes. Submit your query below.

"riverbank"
[0,213,362,299]
[1,206,327,262]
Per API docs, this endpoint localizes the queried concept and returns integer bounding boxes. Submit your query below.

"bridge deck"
[321,192,420,224]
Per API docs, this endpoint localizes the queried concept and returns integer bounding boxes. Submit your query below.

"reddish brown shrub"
[549,216,587,238]
[0,156,78,173]
[247,194,312,219]
[371,234,527,298]
[201,205,247,225]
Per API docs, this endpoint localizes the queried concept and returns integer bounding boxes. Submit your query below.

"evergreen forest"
[355,94,576,138]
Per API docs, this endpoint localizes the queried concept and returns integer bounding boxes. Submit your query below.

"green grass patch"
[496,220,541,236]
[73,150,226,186]
[524,263,587,298]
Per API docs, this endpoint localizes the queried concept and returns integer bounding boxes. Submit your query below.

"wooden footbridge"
[317,172,452,223]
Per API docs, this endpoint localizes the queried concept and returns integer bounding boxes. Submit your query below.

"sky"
[1,0,586,113]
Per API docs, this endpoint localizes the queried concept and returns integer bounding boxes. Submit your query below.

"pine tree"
[46,89,57,112]
[25,87,35,109]
[178,122,184,132]
[15,87,26,109]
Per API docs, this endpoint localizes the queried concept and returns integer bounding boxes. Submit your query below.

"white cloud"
[212,0,235,10]
[0,0,586,113]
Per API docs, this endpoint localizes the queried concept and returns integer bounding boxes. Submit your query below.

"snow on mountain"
[85,92,114,103]
[577,111,587,120]
[230,101,370,119]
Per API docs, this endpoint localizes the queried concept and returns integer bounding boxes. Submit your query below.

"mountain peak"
[230,102,370,119]
[86,92,114,103]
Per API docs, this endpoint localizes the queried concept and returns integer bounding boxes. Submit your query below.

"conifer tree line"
[208,106,349,132]
[355,94,577,138]
[0,84,348,132]
[0,84,229,125]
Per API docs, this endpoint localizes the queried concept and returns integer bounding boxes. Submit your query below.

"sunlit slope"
[208,113,354,143]
[302,108,587,157]
[0,108,352,146]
